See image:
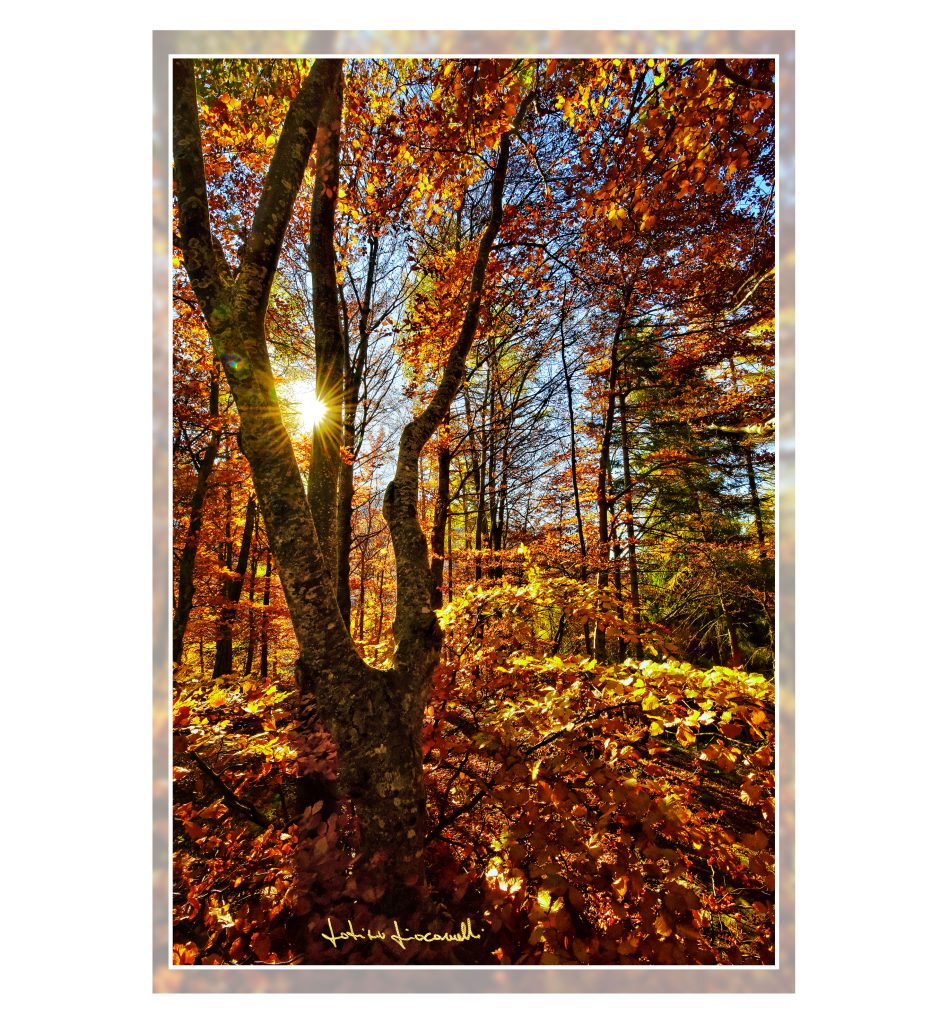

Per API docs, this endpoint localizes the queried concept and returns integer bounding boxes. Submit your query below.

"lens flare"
[283,380,328,431]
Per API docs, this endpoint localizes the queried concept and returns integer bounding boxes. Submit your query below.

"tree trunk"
[447,510,453,604]
[242,518,260,675]
[593,290,631,660]
[259,547,272,678]
[172,372,221,665]
[306,69,346,600]
[430,433,452,609]
[212,494,256,678]
[618,386,645,660]
[559,307,592,656]
[174,57,519,917]
[336,236,375,630]
[612,513,626,661]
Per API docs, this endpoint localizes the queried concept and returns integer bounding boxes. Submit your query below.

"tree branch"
[306,61,347,591]
[185,748,271,828]
[383,95,534,674]
[236,59,344,326]
[172,60,226,320]
[714,59,775,95]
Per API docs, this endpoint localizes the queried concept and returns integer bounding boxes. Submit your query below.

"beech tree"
[173,57,532,914]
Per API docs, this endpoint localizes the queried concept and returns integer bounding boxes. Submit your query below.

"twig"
[186,748,270,828]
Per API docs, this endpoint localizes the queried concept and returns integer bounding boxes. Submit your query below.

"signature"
[320,916,482,950]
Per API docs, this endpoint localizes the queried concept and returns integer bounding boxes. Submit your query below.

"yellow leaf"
[676,723,696,747]
[655,912,673,938]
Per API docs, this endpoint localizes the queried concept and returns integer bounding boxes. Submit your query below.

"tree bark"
[593,289,632,660]
[307,67,346,596]
[242,518,260,676]
[430,432,452,609]
[336,236,376,629]
[212,494,256,678]
[172,372,222,665]
[259,547,272,678]
[618,386,645,660]
[559,306,592,656]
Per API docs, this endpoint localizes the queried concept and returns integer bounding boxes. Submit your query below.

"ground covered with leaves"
[172,570,774,967]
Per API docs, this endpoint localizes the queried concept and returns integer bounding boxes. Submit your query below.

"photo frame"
[154,29,795,993]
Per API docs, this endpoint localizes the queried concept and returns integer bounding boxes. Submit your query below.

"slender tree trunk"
[375,558,385,645]
[259,547,272,679]
[726,358,773,667]
[618,387,645,660]
[725,359,768,560]
[430,433,452,608]
[612,513,626,661]
[173,373,222,665]
[447,512,453,604]
[593,290,630,660]
[213,494,256,678]
[357,541,367,644]
[464,387,487,582]
[243,518,260,675]
[559,310,592,656]
[336,237,376,629]
[745,446,767,558]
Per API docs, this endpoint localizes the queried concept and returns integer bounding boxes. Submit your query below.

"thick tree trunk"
[174,57,520,919]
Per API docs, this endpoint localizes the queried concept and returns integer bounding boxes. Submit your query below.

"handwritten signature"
[320,916,482,950]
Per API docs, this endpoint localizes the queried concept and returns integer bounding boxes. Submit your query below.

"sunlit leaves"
[426,557,775,964]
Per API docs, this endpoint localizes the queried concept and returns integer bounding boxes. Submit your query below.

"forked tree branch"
[384,92,535,675]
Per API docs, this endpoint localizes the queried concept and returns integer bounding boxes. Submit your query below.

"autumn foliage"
[172,56,775,966]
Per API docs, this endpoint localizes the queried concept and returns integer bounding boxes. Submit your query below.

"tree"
[173,57,531,916]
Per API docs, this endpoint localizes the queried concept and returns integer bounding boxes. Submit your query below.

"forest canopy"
[171,56,776,967]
